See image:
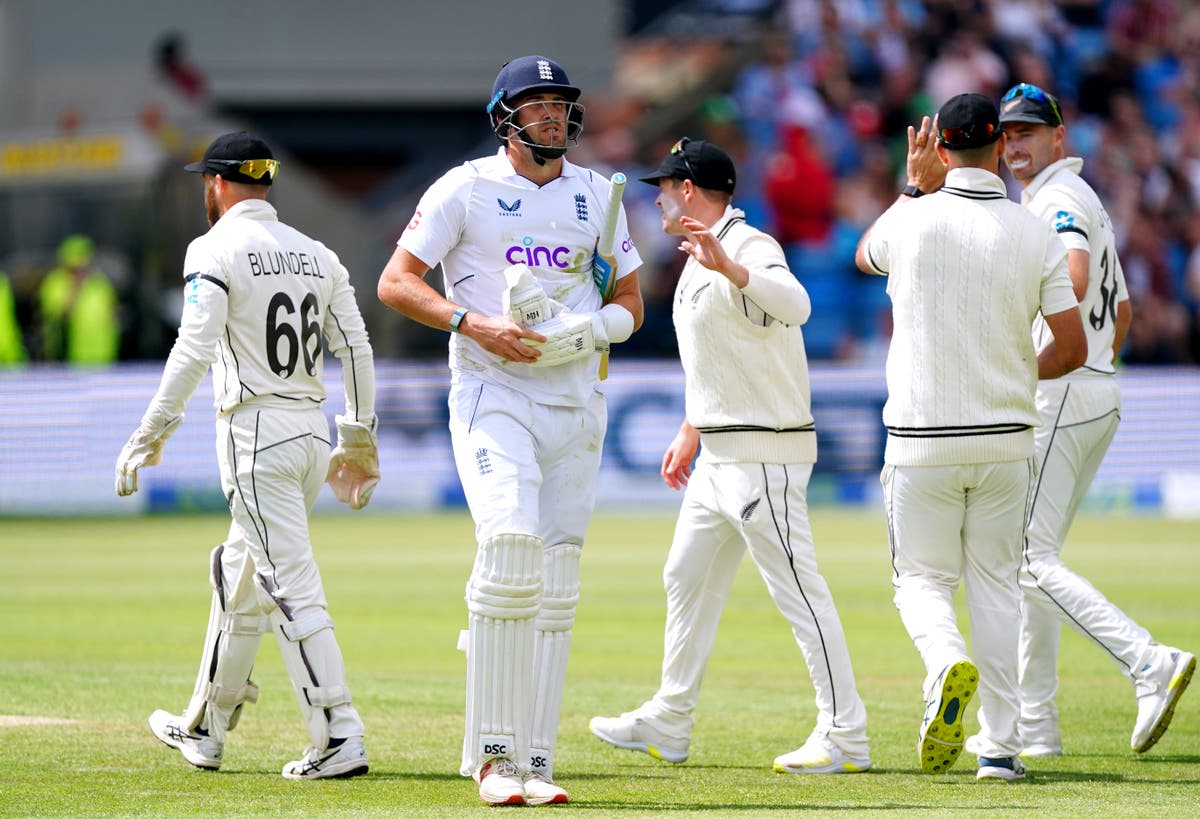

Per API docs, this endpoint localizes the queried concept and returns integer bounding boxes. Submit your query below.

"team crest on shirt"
[497,198,522,216]
[575,193,589,221]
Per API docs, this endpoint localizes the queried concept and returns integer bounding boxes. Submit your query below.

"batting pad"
[182,545,267,744]
[530,542,581,777]
[461,533,543,777]
[255,573,361,751]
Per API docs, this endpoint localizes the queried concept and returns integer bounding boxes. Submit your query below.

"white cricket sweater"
[673,207,816,464]
[861,168,1078,466]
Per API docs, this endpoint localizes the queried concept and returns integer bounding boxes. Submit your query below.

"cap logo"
[537,60,553,80]
[1002,99,1021,112]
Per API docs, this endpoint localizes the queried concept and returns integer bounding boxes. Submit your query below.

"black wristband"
[902,184,926,198]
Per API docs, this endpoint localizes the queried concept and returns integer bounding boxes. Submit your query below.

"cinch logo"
[498,198,521,216]
[506,236,571,268]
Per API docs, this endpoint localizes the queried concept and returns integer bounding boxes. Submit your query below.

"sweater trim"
[886,422,1031,438]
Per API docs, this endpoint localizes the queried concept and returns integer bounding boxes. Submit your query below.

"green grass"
[1,510,1197,816]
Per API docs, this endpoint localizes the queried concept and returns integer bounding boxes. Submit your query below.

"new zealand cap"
[639,138,736,194]
[999,83,1064,127]
[936,93,1002,150]
[184,131,277,185]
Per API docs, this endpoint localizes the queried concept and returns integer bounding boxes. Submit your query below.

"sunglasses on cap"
[670,137,698,182]
[1002,83,1063,125]
[207,158,281,180]
[937,120,998,148]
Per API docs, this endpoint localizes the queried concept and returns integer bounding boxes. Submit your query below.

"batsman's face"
[1002,122,1062,183]
[655,179,688,235]
[514,93,570,148]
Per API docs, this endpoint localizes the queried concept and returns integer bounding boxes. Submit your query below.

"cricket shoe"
[1131,647,1195,753]
[918,660,978,774]
[473,758,525,806]
[523,771,569,805]
[282,737,368,780]
[977,756,1026,781]
[148,710,222,770]
[589,711,689,763]
[773,731,871,774]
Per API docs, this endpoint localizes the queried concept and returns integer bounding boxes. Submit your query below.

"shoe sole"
[919,660,978,774]
[1133,652,1196,753]
[283,761,370,780]
[148,714,220,770]
[977,766,1025,781]
[773,760,872,774]
[525,792,569,806]
[589,721,688,764]
[479,792,525,806]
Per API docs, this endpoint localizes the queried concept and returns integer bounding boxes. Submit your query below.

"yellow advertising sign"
[0,134,125,179]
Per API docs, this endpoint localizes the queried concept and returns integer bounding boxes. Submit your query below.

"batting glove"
[326,415,380,510]
[526,311,609,367]
[115,414,184,497]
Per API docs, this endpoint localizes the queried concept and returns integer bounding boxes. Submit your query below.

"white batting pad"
[182,545,267,743]
[530,543,581,777]
[461,533,543,776]
[255,573,362,751]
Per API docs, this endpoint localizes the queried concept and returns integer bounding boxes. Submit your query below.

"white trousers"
[449,378,606,776]
[883,459,1035,758]
[212,406,364,742]
[1019,378,1152,725]
[644,459,869,756]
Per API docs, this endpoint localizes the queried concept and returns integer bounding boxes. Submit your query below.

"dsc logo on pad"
[506,236,571,268]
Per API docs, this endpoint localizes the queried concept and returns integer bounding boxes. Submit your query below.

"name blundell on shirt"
[248,250,325,278]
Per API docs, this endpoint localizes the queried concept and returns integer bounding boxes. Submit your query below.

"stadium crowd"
[579,0,1200,363]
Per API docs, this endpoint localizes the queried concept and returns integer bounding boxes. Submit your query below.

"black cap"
[936,93,1002,150]
[999,83,1064,127]
[638,138,736,194]
[184,131,278,185]
[487,55,581,112]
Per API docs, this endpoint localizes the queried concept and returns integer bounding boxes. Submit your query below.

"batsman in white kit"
[857,94,1087,782]
[589,138,872,774]
[377,55,643,806]
[973,83,1193,757]
[115,132,379,779]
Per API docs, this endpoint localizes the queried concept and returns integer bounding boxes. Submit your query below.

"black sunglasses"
[670,137,698,182]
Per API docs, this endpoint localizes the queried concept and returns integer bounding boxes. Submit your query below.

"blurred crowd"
[580,0,1200,363]
[4,2,1199,367]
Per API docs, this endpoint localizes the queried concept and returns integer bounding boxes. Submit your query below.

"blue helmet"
[487,55,584,161]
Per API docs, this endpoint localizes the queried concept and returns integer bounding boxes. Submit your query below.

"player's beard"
[204,179,221,226]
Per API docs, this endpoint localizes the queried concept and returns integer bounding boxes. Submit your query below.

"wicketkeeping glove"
[526,311,609,367]
[326,415,380,510]
[115,414,184,497]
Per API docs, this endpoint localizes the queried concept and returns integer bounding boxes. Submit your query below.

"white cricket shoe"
[918,660,978,774]
[589,712,689,763]
[523,771,569,805]
[282,737,369,780]
[977,756,1026,781]
[473,758,525,806]
[773,731,871,774]
[148,709,222,770]
[1131,647,1195,753]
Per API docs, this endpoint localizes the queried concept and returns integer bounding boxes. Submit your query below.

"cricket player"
[589,138,871,775]
[115,131,379,779]
[856,94,1087,781]
[985,83,1193,757]
[376,55,644,806]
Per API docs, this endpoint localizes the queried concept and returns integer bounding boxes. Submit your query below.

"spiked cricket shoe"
[919,660,978,774]
[148,710,222,770]
[282,737,368,780]
[1132,647,1195,753]
[590,712,689,763]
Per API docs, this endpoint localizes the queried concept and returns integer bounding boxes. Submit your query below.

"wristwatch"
[449,307,469,333]
[901,184,926,198]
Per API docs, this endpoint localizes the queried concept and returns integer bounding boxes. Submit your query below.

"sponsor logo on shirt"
[506,235,572,268]
[497,198,522,217]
